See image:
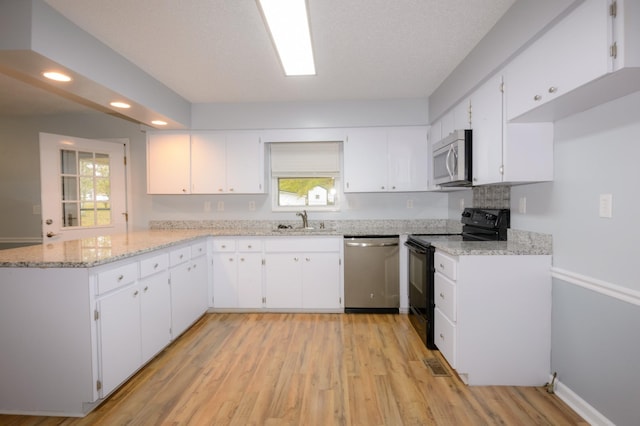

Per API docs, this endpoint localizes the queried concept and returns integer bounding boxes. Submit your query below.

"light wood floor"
[1,313,587,425]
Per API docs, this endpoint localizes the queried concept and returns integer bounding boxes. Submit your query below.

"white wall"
[510,92,640,426]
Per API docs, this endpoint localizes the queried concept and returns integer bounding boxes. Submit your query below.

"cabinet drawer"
[237,239,262,252]
[140,253,169,278]
[169,246,191,266]
[264,237,340,252]
[435,273,456,322]
[434,251,457,281]
[98,262,138,294]
[434,307,456,369]
[191,241,208,258]
[212,239,235,252]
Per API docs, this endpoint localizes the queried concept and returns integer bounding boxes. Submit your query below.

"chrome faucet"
[296,210,309,228]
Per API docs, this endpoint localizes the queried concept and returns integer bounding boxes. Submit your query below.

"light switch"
[599,194,612,218]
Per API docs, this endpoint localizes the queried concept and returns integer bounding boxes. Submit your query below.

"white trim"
[0,237,42,244]
[551,376,615,426]
[551,267,640,307]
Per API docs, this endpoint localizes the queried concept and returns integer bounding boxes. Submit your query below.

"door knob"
[45,219,53,225]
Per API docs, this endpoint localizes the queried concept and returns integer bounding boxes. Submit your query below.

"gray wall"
[0,98,449,241]
[510,92,640,426]
[0,112,148,241]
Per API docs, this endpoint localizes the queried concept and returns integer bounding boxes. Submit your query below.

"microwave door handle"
[445,146,453,178]
[450,146,459,177]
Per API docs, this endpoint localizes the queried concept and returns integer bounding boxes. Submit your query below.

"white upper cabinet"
[147,133,191,194]
[471,73,554,185]
[344,126,429,192]
[148,131,265,194]
[191,131,264,194]
[470,75,504,185]
[505,0,640,122]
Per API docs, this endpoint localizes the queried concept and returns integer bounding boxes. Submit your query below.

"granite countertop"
[0,220,551,268]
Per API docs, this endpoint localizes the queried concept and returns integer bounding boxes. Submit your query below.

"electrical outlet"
[204,201,211,212]
[406,199,414,209]
[518,197,527,214]
[217,201,224,212]
[249,201,256,211]
[599,194,612,218]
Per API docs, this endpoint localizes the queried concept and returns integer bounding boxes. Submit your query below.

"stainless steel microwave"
[432,129,472,187]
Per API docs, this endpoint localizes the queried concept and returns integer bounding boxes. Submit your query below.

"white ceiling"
[1,0,516,116]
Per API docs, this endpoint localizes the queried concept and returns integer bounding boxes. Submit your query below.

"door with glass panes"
[39,133,128,242]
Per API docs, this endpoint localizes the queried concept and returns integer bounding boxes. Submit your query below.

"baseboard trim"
[552,376,614,426]
[551,267,640,307]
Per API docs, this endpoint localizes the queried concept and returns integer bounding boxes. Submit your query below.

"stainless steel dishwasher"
[344,236,399,313]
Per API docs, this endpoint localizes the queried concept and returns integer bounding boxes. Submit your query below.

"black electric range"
[405,208,510,349]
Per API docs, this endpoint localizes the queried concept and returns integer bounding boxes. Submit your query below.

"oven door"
[405,239,437,349]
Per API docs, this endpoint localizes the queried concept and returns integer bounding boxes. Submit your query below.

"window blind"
[270,142,340,176]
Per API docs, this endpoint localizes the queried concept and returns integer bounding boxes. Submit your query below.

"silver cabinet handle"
[46,232,57,238]
[144,286,149,292]
[548,86,557,93]
[117,275,124,281]
[133,290,139,297]
[439,293,445,298]
[439,263,444,269]
[294,257,299,262]
[440,333,444,339]
[533,94,542,101]
[153,263,159,269]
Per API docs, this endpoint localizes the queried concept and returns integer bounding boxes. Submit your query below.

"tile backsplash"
[473,185,510,209]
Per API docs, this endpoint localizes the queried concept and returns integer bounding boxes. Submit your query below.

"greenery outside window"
[270,142,341,211]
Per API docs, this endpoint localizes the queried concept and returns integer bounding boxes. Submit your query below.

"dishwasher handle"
[345,241,399,248]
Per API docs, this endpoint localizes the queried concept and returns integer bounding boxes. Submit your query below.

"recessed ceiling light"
[151,120,168,126]
[257,0,316,76]
[110,101,131,109]
[42,71,72,82]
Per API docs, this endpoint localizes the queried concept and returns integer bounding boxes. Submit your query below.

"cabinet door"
[237,252,264,308]
[147,133,191,194]
[264,253,302,308]
[226,133,264,193]
[212,252,238,308]
[470,74,504,185]
[140,272,171,363]
[506,0,609,120]
[98,285,142,396]
[343,128,388,192]
[191,132,226,194]
[170,256,208,338]
[301,252,340,309]
[387,127,429,191]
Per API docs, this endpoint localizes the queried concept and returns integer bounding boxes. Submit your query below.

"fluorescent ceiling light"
[151,120,168,126]
[257,0,316,76]
[42,71,72,82]
[110,101,131,109]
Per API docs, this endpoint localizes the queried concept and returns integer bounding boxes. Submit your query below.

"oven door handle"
[404,241,429,254]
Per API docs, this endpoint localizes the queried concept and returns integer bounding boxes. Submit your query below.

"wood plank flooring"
[0,313,587,425]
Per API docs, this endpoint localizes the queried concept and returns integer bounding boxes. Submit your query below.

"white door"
[40,133,128,242]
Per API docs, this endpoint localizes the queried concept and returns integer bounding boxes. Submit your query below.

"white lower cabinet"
[97,282,143,397]
[139,269,171,363]
[433,250,551,386]
[263,237,342,311]
[212,238,263,309]
[169,243,209,338]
